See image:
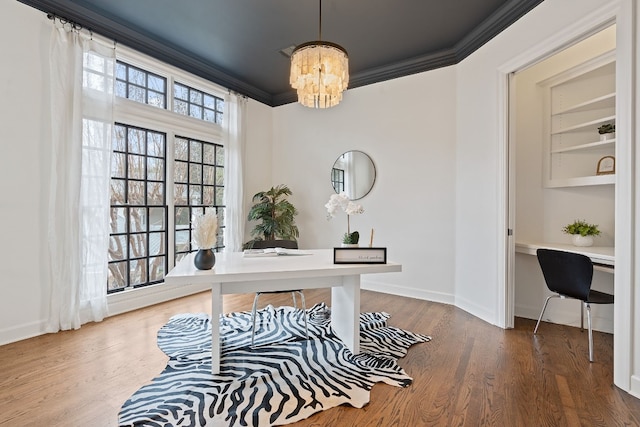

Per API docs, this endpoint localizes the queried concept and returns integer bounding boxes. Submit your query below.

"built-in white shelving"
[540,51,616,188]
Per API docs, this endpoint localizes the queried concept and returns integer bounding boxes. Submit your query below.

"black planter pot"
[194,249,216,270]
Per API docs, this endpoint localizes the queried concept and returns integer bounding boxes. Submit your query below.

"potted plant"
[245,184,299,249]
[597,123,615,141]
[325,192,364,247]
[562,219,600,247]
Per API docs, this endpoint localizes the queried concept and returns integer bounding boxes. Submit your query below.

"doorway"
[510,26,616,333]
[501,5,635,394]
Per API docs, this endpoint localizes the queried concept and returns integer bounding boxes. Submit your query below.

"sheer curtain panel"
[47,24,114,331]
[222,93,247,252]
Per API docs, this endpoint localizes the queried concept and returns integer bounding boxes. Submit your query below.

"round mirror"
[330,151,376,200]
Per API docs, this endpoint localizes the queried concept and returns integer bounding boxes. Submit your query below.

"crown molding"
[455,0,545,61]
[17,0,274,105]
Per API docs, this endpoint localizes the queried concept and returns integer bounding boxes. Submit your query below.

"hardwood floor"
[1,289,639,426]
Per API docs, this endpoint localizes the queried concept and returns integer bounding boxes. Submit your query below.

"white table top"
[515,241,614,266]
[165,249,402,285]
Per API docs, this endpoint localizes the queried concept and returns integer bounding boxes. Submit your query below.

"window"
[115,61,166,108]
[174,137,225,263]
[173,82,224,124]
[108,124,167,292]
[107,53,225,294]
[332,168,345,193]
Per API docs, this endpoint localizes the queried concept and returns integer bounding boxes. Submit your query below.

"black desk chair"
[249,240,309,346]
[534,248,614,362]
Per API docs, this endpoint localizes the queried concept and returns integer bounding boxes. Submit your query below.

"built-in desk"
[515,241,614,272]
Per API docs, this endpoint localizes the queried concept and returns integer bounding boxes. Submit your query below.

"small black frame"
[333,247,387,264]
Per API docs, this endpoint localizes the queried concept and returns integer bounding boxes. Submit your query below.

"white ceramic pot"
[572,234,594,247]
[341,243,359,248]
[600,132,615,141]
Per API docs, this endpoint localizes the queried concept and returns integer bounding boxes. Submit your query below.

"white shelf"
[543,54,615,188]
[553,92,615,115]
[544,174,615,188]
[551,139,614,154]
[552,115,615,134]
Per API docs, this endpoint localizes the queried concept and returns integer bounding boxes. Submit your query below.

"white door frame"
[497,0,635,394]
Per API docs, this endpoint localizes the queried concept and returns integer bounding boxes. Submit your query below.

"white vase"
[572,234,594,247]
[341,243,359,248]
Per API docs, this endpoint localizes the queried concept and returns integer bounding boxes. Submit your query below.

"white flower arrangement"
[191,210,219,249]
[325,192,364,244]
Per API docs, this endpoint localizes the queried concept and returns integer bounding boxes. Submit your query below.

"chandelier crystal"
[289,2,349,108]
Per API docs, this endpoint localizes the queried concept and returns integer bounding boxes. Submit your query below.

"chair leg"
[534,295,556,334]
[251,293,260,347]
[580,302,584,331]
[291,292,298,308]
[586,303,594,363]
[297,291,309,339]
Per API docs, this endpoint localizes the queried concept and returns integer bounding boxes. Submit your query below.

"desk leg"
[211,284,222,375]
[331,275,360,354]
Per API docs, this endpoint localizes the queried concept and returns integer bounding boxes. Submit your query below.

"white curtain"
[222,93,247,252]
[47,24,114,331]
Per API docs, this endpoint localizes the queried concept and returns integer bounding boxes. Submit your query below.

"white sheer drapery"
[47,25,114,331]
[222,93,247,252]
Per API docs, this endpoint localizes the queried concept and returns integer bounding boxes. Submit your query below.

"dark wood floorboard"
[0,289,638,426]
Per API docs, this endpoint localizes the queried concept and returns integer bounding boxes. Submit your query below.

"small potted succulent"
[562,219,600,247]
[597,123,615,141]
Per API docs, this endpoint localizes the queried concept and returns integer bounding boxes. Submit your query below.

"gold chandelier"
[289,0,349,108]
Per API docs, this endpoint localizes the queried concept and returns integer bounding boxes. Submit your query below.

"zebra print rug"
[119,302,431,426]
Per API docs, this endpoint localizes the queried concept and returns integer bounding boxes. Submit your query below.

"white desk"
[165,249,402,374]
[515,241,614,271]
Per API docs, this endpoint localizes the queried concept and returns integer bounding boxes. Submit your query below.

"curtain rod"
[47,12,116,49]
[47,13,86,34]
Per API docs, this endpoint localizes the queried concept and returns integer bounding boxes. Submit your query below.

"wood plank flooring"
[1,289,639,426]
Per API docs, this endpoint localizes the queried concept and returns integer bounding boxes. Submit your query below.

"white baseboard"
[454,295,499,326]
[0,320,47,347]
[107,281,212,316]
[515,303,614,334]
[0,282,212,346]
[630,375,640,400]
[361,279,455,305]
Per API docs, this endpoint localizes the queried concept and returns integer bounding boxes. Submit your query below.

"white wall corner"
[454,294,500,327]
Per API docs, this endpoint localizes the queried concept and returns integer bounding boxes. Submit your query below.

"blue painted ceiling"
[19,0,544,106]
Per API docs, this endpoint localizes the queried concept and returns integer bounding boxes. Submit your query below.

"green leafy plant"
[246,184,299,245]
[562,219,600,236]
[598,123,615,134]
[342,231,360,244]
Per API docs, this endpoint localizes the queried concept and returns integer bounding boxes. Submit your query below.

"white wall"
[455,0,636,395]
[243,99,274,242]
[272,69,457,303]
[0,1,52,344]
[454,0,621,325]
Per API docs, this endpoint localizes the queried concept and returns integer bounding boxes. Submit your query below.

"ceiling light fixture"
[289,0,349,108]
